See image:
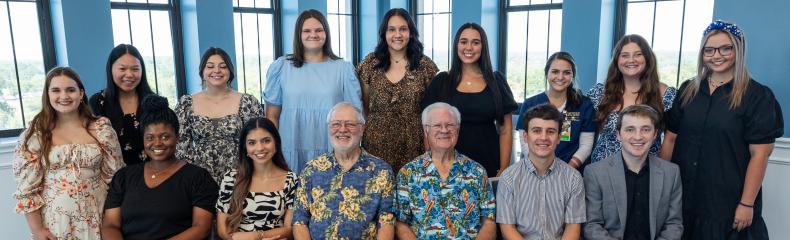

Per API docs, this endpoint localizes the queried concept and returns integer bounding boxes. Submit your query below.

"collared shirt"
[395,150,496,240]
[496,157,586,239]
[623,159,651,240]
[292,149,395,240]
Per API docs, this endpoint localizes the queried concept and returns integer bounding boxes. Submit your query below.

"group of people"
[11,6,782,240]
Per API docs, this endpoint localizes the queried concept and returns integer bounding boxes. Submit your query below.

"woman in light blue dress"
[264,9,362,173]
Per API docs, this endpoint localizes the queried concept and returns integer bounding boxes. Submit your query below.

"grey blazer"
[583,152,683,240]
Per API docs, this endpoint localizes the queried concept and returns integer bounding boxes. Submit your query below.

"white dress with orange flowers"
[12,118,124,240]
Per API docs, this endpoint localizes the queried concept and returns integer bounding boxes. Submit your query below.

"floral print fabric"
[175,93,264,183]
[395,150,496,239]
[13,118,124,239]
[292,150,395,239]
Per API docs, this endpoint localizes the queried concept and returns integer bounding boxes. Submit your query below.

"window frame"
[0,0,57,138]
[409,0,453,71]
[232,0,282,100]
[498,0,563,102]
[109,0,187,99]
[326,0,359,64]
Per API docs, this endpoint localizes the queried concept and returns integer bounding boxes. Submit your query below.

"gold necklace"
[148,160,180,179]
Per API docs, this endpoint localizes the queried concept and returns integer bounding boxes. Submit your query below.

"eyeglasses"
[329,120,362,130]
[425,123,459,131]
[703,45,734,57]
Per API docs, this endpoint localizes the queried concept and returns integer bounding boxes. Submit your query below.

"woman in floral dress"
[13,67,124,239]
[176,47,264,183]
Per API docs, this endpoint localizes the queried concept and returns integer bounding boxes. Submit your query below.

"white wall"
[1,138,789,238]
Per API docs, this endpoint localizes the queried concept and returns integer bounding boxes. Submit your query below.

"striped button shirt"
[496,157,586,239]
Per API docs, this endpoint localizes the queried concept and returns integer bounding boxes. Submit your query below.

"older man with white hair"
[395,102,496,240]
[292,102,395,240]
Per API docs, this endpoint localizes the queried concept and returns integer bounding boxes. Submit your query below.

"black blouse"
[104,163,219,240]
[666,78,783,238]
[89,91,144,165]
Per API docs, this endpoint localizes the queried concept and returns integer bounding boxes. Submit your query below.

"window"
[619,0,714,87]
[233,0,280,100]
[412,0,452,71]
[0,0,55,137]
[502,0,563,101]
[110,0,184,107]
[327,0,357,63]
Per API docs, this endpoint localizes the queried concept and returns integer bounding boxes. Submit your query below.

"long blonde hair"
[680,26,751,109]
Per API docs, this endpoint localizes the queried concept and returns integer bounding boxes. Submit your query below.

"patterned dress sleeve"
[216,170,237,214]
[12,128,46,213]
[285,172,298,210]
[356,54,374,86]
[341,61,363,110]
[175,95,193,162]
[662,86,678,111]
[239,93,265,124]
[94,117,125,184]
[263,57,287,106]
[88,91,106,116]
[586,83,605,109]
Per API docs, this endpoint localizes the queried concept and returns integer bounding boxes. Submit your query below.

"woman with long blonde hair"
[660,20,783,239]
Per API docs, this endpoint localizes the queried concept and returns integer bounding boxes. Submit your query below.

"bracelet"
[739,201,754,208]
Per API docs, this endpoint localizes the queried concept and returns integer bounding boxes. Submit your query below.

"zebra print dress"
[216,170,298,231]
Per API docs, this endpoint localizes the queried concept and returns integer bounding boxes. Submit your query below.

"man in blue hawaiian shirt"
[292,102,395,240]
[395,102,497,240]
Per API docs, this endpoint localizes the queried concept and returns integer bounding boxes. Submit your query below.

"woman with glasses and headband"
[515,52,595,170]
[660,20,783,239]
[421,23,517,178]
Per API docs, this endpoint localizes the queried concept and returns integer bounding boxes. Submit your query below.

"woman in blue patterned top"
[586,34,677,163]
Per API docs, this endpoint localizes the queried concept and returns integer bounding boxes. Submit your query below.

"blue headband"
[704,20,742,38]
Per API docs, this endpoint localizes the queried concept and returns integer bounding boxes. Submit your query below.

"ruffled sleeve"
[586,83,605,109]
[743,81,784,144]
[420,71,449,110]
[94,117,125,184]
[175,95,193,162]
[263,57,287,106]
[341,60,363,110]
[12,128,46,214]
[239,93,265,123]
[215,170,237,214]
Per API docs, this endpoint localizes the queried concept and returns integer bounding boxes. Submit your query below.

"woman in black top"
[101,95,218,240]
[89,44,155,165]
[660,20,783,239]
[421,22,517,177]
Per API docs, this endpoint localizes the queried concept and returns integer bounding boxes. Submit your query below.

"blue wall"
[49,0,114,95]
[181,0,236,93]
[713,0,789,137]
[560,0,616,91]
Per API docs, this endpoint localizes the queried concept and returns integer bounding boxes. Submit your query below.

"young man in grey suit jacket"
[583,104,683,240]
